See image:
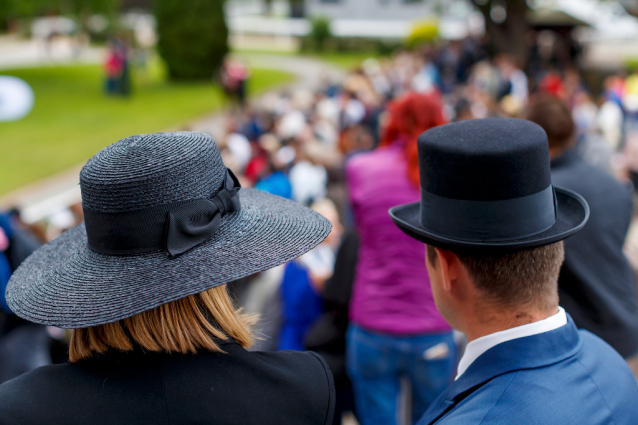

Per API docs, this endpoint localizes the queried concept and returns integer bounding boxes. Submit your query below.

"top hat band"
[420,185,557,243]
[83,169,241,258]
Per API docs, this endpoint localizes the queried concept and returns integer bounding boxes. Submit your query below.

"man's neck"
[463,306,559,343]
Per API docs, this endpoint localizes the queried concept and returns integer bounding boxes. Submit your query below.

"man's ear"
[434,247,460,292]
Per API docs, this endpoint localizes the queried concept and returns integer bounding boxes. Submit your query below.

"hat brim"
[6,189,331,328]
[389,187,589,251]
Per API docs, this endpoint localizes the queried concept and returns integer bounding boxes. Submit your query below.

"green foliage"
[0,62,292,194]
[154,0,229,80]
[300,16,401,57]
[625,57,638,73]
[308,16,331,52]
[301,37,400,58]
[406,20,439,48]
[0,0,119,31]
[310,51,384,70]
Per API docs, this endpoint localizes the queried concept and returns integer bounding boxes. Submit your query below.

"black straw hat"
[390,118,588,250]
[6,132,331,328]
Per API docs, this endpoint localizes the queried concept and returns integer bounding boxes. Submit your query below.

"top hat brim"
[389,187,589,251]
[6,189,331,329]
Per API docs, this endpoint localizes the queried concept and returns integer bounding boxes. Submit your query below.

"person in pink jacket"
[345,91,455,425]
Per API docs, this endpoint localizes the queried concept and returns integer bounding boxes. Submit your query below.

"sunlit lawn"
[233,49,384,70]
[0,61,292,195]
[309,51,384,70]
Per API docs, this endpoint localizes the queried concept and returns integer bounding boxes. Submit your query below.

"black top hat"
[390,118,589,250]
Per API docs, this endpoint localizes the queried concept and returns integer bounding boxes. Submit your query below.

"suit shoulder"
[0,363,73,421]
[577,329,635,377]
[576,331,638,418]
[483,340,638,424]
[250,349,334,389]
[552,159,629,198]
[242,349,335,424]
[0,362,72,395]
[430,374,519,424]
[249,346,316,364]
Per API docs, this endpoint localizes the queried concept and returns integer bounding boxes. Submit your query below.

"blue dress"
[255,172,292,200]
[277,261,323,351]
[0,214,13,313]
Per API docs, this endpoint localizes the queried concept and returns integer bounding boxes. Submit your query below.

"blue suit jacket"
[418,316,638,424]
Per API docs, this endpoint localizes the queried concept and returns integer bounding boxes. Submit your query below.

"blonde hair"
[69,285,254,362]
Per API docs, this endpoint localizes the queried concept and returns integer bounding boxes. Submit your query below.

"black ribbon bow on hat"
[84,169,242,258]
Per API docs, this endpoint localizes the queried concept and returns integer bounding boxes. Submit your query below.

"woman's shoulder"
[244,348,334,388]
[346,147,404,194]
[0,361,72,393]
[0,348,336,424]
[0,363,77,422]
[178,346,335,424]
[242,349,335,421]
[255,349,332,374]
[346,147,400,173]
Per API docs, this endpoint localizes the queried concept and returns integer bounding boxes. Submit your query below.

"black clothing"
[305,230,359,388]
[551,150,638,357]
[305,230,359,425]
[5,226,41,273]
[0,324,51,385]
[0,220,51,384]
[0,340,335,425]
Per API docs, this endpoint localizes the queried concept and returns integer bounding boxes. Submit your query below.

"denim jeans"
[346,324,456,425]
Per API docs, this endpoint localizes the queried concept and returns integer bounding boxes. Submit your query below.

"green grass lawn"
[0,62,292,195]
[233,48,384,70]
[308,51,383,70]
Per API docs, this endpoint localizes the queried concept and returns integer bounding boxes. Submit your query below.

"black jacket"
[0,339,335,425]
[304,230,358,389]
[551,150,638,358]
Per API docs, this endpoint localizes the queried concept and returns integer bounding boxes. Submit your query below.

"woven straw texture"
[6,132,331,328]
[81,132,226,212]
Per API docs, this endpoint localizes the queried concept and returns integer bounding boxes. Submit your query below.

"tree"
[0,0,120,32]
[264,0,273,15]
[471,0,529,62]
[154,0,228,80]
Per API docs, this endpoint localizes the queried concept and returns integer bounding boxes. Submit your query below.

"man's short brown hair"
[525,97,574,150]
[426,242,564,310]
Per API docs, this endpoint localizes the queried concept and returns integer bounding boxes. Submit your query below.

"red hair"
[537,73,566,100]
[380,91,446,188]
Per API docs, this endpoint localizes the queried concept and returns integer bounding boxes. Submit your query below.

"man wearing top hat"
[390,118,638,424]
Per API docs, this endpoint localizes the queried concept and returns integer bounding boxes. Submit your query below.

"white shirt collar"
[456,307,567,380]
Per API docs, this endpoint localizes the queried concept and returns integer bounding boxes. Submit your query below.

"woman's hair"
[69,285,254,362]
[380,91,446,187]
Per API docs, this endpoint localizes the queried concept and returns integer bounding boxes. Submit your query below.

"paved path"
[0,50,344,223]
[0,36,102,71]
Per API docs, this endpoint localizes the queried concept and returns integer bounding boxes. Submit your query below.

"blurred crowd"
[192,38,638,423]
[104,37,131,96]
[4,34,638,424]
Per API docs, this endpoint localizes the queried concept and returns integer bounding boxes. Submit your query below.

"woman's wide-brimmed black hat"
[6,132,331,328]
[390,118,589,250]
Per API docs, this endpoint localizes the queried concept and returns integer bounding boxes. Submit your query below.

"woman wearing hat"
[0,132,335,424]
